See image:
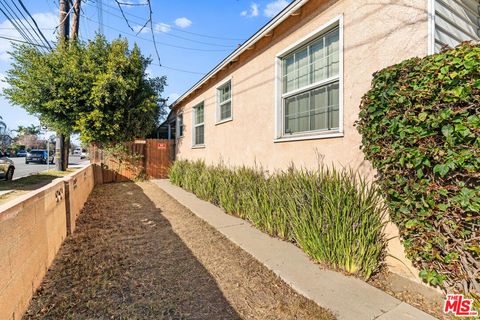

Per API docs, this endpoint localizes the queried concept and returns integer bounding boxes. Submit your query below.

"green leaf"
[433,164,449,177]
[418,112,427,121]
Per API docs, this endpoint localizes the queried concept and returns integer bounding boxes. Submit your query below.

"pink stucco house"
[164,0,479,278]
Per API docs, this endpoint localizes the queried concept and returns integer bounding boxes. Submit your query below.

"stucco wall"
[0,165,96,320]
[175,0,429,175]
[174,0,429,280]
[65,165,95,235]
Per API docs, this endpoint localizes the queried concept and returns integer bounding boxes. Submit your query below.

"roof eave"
[171,0,309,109]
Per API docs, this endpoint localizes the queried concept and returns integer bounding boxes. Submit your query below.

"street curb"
[153,179,437,320]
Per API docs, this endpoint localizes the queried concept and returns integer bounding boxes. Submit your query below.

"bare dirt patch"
[24,181,334,319]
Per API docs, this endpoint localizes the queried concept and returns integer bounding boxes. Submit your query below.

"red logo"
[443,294,478,317]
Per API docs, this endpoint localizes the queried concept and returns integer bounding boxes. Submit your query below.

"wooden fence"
[90,139,175,182]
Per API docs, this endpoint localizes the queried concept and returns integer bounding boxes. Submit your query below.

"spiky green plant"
[168,160,387,279]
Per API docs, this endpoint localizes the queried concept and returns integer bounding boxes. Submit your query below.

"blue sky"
[0,0,291,137]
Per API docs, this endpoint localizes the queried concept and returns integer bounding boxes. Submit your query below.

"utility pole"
[70,0,81,41]
[56,0,70,171]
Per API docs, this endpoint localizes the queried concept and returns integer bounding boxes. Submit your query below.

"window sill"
[191,144,205,149]
[215,118,233,126]
[273,131,343,143]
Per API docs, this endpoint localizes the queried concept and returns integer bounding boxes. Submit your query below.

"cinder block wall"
[0,164,97,320]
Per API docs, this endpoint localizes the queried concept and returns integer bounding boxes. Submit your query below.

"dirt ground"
[24,181,334,320]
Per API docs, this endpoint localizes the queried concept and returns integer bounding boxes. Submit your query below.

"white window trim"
[215,77,233,124]
[192,102,205,148]
[176,112,184,139]
[274,15,344,142]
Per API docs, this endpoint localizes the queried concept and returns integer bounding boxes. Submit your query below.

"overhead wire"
[0,0,53,51]
[17,0,54,49]
[87,0,246,42]
[81,14,232,52]
[0,33,50,47]
[10,0,50,48]
[0,0,208,75]
[0,1,41,48]
[93,3,236,48]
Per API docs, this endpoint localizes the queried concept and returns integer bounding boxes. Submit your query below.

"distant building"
[0,134,12,147]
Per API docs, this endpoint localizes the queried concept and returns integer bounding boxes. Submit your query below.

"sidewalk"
[154,179,437,320]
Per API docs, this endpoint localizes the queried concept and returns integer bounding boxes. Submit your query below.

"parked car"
[16,150,27,157]
[80,150,88,159]
[25,150,54,164]
[0,157,15,180]
[73,148,82,156]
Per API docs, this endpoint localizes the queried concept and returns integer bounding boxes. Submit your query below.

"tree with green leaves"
[4,34,166,148]
[13,124,41,136]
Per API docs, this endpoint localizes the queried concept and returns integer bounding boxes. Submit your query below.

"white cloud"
[0,11,57,62]
[241,3,259,18]
[264,0,290,18]
[154,23,171,33]
[168,93,180,102]
[251,3,259,17]
[133,25,149,34]
[111,0,147,6]
[174,17,192,28]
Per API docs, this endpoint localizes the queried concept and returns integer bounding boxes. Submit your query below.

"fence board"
[89,139,174,182]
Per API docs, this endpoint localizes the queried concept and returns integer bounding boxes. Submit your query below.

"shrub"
[356,42,479,295]
[169,160,387,279]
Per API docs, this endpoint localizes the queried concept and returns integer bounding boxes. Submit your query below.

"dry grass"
[0,169,77,205]
[24,181,334,320]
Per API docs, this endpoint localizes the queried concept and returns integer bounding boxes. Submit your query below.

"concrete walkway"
[154,179,437,320]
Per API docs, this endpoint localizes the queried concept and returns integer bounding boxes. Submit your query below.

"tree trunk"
[63,135,70,170]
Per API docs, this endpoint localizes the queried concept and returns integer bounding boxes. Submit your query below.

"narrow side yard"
[24,181,334,319]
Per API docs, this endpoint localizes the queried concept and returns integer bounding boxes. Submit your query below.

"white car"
[73,148,82,156]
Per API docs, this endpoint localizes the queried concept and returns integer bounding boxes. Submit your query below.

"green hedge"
[356,42,479,294]
[169,160,387,279]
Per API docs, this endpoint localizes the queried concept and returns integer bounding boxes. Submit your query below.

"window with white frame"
[280,26,340,136]
[192,102,204,146]
[217,80,232,122]
[176,113,184,138]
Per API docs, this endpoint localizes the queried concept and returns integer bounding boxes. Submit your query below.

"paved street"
[12,155,88,179]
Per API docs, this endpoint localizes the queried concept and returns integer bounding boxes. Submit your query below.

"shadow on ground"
[24,182,240,319]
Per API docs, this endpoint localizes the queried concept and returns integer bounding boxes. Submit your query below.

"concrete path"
[154,179,438,320]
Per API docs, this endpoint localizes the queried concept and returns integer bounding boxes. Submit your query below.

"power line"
[17,0,53,49]
[10,0,50,48]
[0,33,51,47]
[91,2,236,48]
[87,0,246,42]
[0,1,41,48]
[81,14,232,52]
[145,0,160,66]
[151,62,205,76]
[0,0,53,51]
